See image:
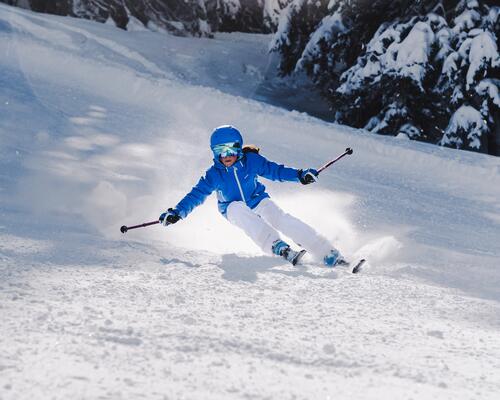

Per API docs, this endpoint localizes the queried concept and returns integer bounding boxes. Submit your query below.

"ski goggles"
[212,142,241,158]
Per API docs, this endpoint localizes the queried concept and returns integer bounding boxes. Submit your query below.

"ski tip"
[352,258,366,274]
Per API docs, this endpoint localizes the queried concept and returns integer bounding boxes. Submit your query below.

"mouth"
[221,157,236,166]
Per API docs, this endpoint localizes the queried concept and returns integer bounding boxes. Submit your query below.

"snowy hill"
[1,4,500,399]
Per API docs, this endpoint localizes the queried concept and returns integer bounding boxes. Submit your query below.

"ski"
[291,249,307,266]
[303,257,366,273]
[351,258,366,274]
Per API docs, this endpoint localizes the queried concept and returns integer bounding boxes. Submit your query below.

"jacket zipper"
[233,167,247,204]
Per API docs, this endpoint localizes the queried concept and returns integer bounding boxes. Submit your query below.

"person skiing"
[159,125,346,266]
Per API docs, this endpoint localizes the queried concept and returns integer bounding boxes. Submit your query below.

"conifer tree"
[272,0,500,154]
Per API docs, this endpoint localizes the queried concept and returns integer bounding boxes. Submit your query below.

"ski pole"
[120,220,159,233]
[317,147,353,174]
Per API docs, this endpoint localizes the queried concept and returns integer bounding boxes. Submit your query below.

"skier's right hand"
[159,208,181,226]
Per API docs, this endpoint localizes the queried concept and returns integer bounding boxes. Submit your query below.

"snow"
[269,0,316,51]
[105,16,116,27]
[72,0,85,16]
[269,0,295,50]
[126,15,148,32]
[466,31,500,89]
[222,0,242,16]
[476,78,500,107]
[1,3,500,399]
[385,21,435,87]
[487,6,499,25]
[337,19,422,94]
[349,13,448,90]
[295,11,345,72]
[442,51,460,77]
[166,20,186,31]
[452,8,481,33]
[440,105,488,149]
[262,0,286,29]
[197,18,212,36]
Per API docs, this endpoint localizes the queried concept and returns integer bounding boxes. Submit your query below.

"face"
[220,155,237,167]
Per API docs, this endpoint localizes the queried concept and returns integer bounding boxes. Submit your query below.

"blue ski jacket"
[174,152,300,218]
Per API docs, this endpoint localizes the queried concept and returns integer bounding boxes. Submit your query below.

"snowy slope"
[1,4,500,399]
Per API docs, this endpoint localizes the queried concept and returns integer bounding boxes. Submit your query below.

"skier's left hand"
[159,208,181,226]
[299,168,318,185]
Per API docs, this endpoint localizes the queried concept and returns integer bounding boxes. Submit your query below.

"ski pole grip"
[317,147,353,174]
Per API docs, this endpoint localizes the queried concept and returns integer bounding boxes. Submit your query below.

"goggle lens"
[212,142,241,157]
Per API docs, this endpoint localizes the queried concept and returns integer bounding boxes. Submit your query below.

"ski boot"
[272,239,306,266]
[323,249,348,268]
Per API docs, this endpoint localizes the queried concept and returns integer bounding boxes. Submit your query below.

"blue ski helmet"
[210,125,243,159]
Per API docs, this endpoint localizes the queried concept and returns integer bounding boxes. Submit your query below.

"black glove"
[159,208,181,226]
[298,168,319,185]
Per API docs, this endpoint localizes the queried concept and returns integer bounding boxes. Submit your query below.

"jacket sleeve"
[175,169,217,219]
[250,152,300,182]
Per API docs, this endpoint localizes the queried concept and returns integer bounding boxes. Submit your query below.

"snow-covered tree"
[440,104,489,149]
[71,0,210,34]
[335,11,452,143]
[269,0,330,75]
[272,0,500,155]
[205,0,292,33]
[271,1,427,84]
[1,0,292,36]
[263,0,292,31]
[436,1,500,152]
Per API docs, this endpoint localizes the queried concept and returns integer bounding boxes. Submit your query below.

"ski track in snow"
[1,232,500,399]
[1,4,500,399]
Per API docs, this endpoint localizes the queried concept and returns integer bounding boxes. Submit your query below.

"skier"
[159,125,346,266]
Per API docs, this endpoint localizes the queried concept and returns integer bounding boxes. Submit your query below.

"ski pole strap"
[120,220,159,233]
[317,147,353,174]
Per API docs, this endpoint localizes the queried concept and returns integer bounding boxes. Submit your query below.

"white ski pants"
[226,198,333,261]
